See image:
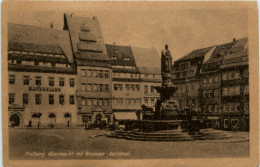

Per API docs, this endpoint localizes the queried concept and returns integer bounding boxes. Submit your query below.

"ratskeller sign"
[29,87,61,92]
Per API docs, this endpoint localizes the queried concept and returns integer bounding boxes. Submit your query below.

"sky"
[7,2,248,61]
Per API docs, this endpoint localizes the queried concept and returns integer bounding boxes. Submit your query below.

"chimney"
[50,22,53,29]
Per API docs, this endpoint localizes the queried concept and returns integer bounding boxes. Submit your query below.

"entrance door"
[10,114,20,126]
[95,113,103,128]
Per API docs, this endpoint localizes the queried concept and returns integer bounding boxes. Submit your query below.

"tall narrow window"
[81,83,86,91]
[99,70,103,78]
[49,95,54,105]
[35,94,42,105]
[131,84,135,91]
[9,93,15,104]
[59,95,64,105]
[136,85,140,91]
[36,76,41,86]
[144,85,148,93]
[104,71,109,78]
[125,84,130,91]
[69,95,74,104]
[81,69,86,77]
[23,75,30,85]
[105,85,109,92]
[9,75,15,84]
[59,78,65,87]
[69,78,75,87]
[87,84,92,92]
[23,94,28,104]
[49,77,54,86]
[151,86,154,93]
[87,69,92,77]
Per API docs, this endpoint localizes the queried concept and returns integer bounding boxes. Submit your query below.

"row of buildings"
[171,38,249,131]
[8,14,161,127]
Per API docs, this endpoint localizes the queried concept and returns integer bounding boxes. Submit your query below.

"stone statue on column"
[161,45,173,87]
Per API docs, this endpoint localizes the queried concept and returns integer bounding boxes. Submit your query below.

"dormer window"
[124,58,130,61]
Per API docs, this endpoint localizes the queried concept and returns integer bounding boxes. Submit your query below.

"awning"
[113,112,138,120]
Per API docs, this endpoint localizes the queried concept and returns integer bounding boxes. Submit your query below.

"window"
[244,85,249,94]
[208,76,213,83]
[87,84,92,92]
[230,104,235,112]
[131,84,135,91]
[144,98,148,105]
[130,73,134,78]
[105,85,109,92]
[214,105,219,113]
[136,85,140,91]
[81,99,86,106]
[203,77,207,84]
[151,98,155,105]
[98,99,103,106]
[125,84,130,91]
[49,77,54,86]
[214,89,219,97]
[93,99,98,106]
[87,99,92,106]
[223,88,228,96]
[69,78,75,87]
[93,84,98,92]
[99,84,104,92]
[229,72,234,79]
[104,99,108,106]
[214,75,218,83]
[35,76,41,86]
[51,62,56,67]
[224,105,229,112]
[49,95,54,104]
[151,86,154,93]
[9,75,15,84]
[104,71,109,78]
[59,95,65,105]
[144,85,148,93]
[208,105,213,113]
[59,78,64,87]
[81,84,86,91]
[87,69,92,77]
[9,93,15,104]
[203,90,208,97]
[34,60,39,65]
[35,94,42,105]
[125,99,129,106]
[130,99,134,106]
[136,99,141,105]
[208,90,213,97]
[23,94,28,104]
[235,72,240,79]
[93,70,98,78]
[23,75,29,85]
[69,95,74,104]
[81,69,86,77]
[99,70,103,78]
[235,86,240,95]
[222,73,228,80]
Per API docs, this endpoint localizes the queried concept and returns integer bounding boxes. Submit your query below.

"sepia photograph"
[2,1,259,167]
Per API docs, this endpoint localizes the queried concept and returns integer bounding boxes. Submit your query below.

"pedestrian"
[37,120,40,129]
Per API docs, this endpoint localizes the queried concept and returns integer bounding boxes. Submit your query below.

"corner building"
[63,14,113,125]
[8,23,77,127]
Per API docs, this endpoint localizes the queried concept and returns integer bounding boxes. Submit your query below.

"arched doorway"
[95,113,102,125]
[10,114,20,126]
[48,113,56,124]
[64,113,71,127]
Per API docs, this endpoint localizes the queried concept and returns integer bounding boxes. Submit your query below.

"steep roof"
[63,14,110,62]
[106,44,136,66]
[137,67,161,75]
[131,47,160,69]
[8,23,73,63]
[175,46,214,62]
[221,38,248,69]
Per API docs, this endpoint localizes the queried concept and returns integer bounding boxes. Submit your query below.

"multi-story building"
[172,46,214,110]
[200,41,234,129]
[106,44,142,114]
[8,23,77,127]
[220,38,249,131]
[132,47,161,110]
[63,14,113,125]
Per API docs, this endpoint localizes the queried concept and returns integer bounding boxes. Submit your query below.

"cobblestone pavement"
[9,128,249,159]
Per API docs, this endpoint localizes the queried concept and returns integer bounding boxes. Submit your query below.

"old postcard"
[2,1,259,167]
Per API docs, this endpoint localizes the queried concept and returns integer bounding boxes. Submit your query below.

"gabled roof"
[203,42,233,64]
[131,47,160,69]
[63,14,110,62]
[8,23,73,63]
[106,44,136,67]
[175,46,214,62]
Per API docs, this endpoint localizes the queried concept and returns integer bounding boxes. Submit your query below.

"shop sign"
[29,87,61,92]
